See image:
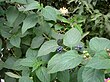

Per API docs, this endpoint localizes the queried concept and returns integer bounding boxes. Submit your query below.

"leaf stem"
[43,33,50,40]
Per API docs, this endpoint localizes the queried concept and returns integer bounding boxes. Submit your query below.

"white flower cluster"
[59,7,68,15]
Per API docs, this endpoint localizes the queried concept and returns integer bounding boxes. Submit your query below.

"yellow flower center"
[107,80,110,82]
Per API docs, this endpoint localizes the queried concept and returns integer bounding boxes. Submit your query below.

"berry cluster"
[56,46,63,53]
[75,45,83,51]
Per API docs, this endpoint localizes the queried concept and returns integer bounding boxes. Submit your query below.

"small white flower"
[59,7,68,15]
[1,79,5,82]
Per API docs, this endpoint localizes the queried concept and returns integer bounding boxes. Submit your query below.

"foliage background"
[0,0,110,82]
[40,0,110,39]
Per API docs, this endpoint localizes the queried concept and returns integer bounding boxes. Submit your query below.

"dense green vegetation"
[0,0,110,82]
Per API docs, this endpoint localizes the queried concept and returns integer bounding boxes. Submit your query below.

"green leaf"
[82,1,92,14]
[24,1,42,11]
[32,61,43,72]
[13,12,26,27]
[68,0,75,4]
[49,29,64,40]
[7,41,14,49]
[94,50,110,59]
[20,57,36,67]
[11,0,35,4]
[91,13,102,21]
[74,24,83,34]
[48,50,83,73]
[70,67,78,82]
[55,24,63,30]
[105,22,110,32]
[0,60,4,70]
[5,72,21,79]
[19,76,33,82]
[41,54,52,63]
[63,28,81,48]
[82,67,104,82]
[0,0,5,2]
[33,27,43,36]
[4,57,17,69]
[11,0,27,4]
[86,58,110,69]
[57,70,70,82]
[36,67,50,82]
[6,6,19,26]
[10,35,21,48]
[22,68,30,76]
[0,7,4,16]
[77,67,84,82]
[50,73,57,81]
[13,59,26,71]
[0,39,2,52]
[89,37,110,52]
[12,26,21,34]
[38,40,58,57]
[21,35,31,46]
[22,14,38,34]
[5,75,16,82]
[57,16,70,24]
[13,47,22,58]
[31,36,44,49]
[41,6,59,21]
[39,21,51,35]
[0,27,11,38]
[26,48,38,58]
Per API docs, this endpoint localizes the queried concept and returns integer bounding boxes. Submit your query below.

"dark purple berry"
[75,45,83,50]
[77,45,83,50]
[57,46,63,53]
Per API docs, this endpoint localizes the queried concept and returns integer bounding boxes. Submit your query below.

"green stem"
[43,33,50,40]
